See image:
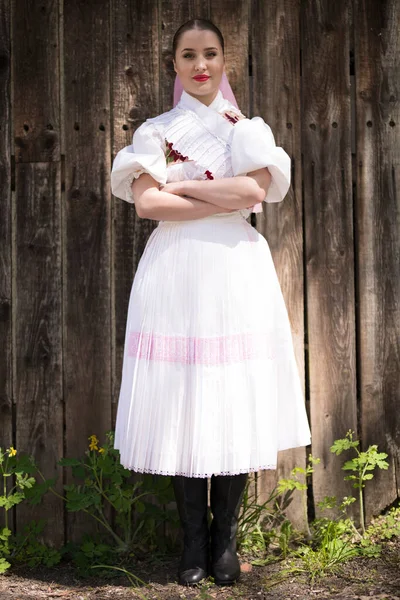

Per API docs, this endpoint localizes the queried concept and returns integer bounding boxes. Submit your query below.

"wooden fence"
[0,0,399,546]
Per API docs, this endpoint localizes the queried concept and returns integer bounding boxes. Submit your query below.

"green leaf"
[0,528,12,541]
[0,558,11,573]
[342,459,358,471]
[25,478,57,506]
[71,465,86,480]
[0,492,25,509]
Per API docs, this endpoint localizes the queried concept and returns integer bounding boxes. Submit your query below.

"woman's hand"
[160,181,184,196]
[161,181,237,213]
[132,174,237,220]
[168,169,271,210]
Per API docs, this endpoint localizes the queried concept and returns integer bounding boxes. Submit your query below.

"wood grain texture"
[0,0,13,531]
[12,0,60,163]
[210,0,249,114]
[251,0,308,531]
[354,0,400,519]
[12,0,64,544]
[63,0,112,541]
[14,164,64,545]
[301,0,358,520]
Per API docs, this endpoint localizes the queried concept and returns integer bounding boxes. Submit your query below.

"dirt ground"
[0,537,399,600]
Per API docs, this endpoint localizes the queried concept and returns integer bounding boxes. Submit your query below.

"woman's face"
[173,29,225,106]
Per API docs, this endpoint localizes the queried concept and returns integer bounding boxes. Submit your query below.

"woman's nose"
[194,58,206,71]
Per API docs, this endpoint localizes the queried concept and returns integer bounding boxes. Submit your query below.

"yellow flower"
[8,447,17,457]
[88,434,99,452]
[98,447,105,455]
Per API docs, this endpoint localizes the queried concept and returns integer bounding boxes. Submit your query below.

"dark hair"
[172,18,225,57]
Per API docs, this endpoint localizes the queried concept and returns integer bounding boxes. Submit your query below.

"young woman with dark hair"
[111,18,311,587]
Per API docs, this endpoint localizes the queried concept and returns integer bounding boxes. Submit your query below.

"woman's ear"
[173,59,177,74]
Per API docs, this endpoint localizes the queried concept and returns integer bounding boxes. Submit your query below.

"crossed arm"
[132,168,272,221]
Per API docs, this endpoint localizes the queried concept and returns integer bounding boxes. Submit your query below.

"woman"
[111,18,311,587]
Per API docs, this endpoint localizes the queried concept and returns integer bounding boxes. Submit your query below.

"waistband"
[158,209,250,226]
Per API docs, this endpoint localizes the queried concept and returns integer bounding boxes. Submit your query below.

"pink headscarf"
[173,71,239,108]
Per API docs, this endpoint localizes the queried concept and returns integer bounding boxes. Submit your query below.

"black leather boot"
[210,473,248,585]
[171,475,209,586]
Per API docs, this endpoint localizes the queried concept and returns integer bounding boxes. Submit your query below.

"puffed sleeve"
[230,117,291,205]
[110,121,167,203]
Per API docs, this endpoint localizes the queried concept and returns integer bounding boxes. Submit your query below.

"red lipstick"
[193,75,210,82]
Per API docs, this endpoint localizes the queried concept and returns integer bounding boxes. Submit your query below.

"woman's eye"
[206,52,217,58]
[183,53,194,59]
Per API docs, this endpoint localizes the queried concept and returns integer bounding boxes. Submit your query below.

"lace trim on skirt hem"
[119,464,277,477]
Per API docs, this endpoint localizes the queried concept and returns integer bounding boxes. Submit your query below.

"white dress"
[110,90,312,478]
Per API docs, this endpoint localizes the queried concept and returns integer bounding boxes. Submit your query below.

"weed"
[330,430,389,534]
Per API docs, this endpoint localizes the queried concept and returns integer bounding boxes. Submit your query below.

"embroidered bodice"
[110,89,292,220]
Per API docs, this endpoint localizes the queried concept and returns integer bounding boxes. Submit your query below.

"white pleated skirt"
[114,211,311,477]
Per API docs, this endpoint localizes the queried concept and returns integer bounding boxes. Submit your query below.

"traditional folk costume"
[110,87,311,585]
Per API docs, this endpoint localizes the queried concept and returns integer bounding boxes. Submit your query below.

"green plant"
[237,468,305,555]
[237,475,284,550]
[355,504,400,559]
[50,432,177,555]
[277,453,320,538]
[12,520,61,568]
[238,457,320,561]
[264,518,359,588]
[0,446,37,573]
[330,430,389,534]
[0,448,59,573]
[364,504,400,542]
[293,519,359,582]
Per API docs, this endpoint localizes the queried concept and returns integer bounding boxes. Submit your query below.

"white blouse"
[110,90,291,216]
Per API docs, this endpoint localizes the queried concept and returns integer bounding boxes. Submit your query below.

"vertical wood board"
[0,0,13,531]
[12,0,64,544]
[354,0,400,518]
[301,0,358,519]
[63,0,112,541]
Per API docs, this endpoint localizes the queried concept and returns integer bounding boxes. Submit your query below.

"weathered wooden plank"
[210,0,249,114]
[251,0,308,531]
[63,0,112,541]
[354,0,400,519]
[111,0,160,424]
[301,0,358,520]
[0,0,13,531]
[12,0,63,545]
[14,164,63,544]
[12,0,60,163]
[190,0,210,18]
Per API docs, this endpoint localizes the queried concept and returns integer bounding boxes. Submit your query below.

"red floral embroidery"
[205,170,214,180]
[165,141,188,164]
[222,109,246,125]
[224,113,239,124]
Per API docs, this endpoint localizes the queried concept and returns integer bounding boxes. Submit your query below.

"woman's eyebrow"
[181,47,218,52]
